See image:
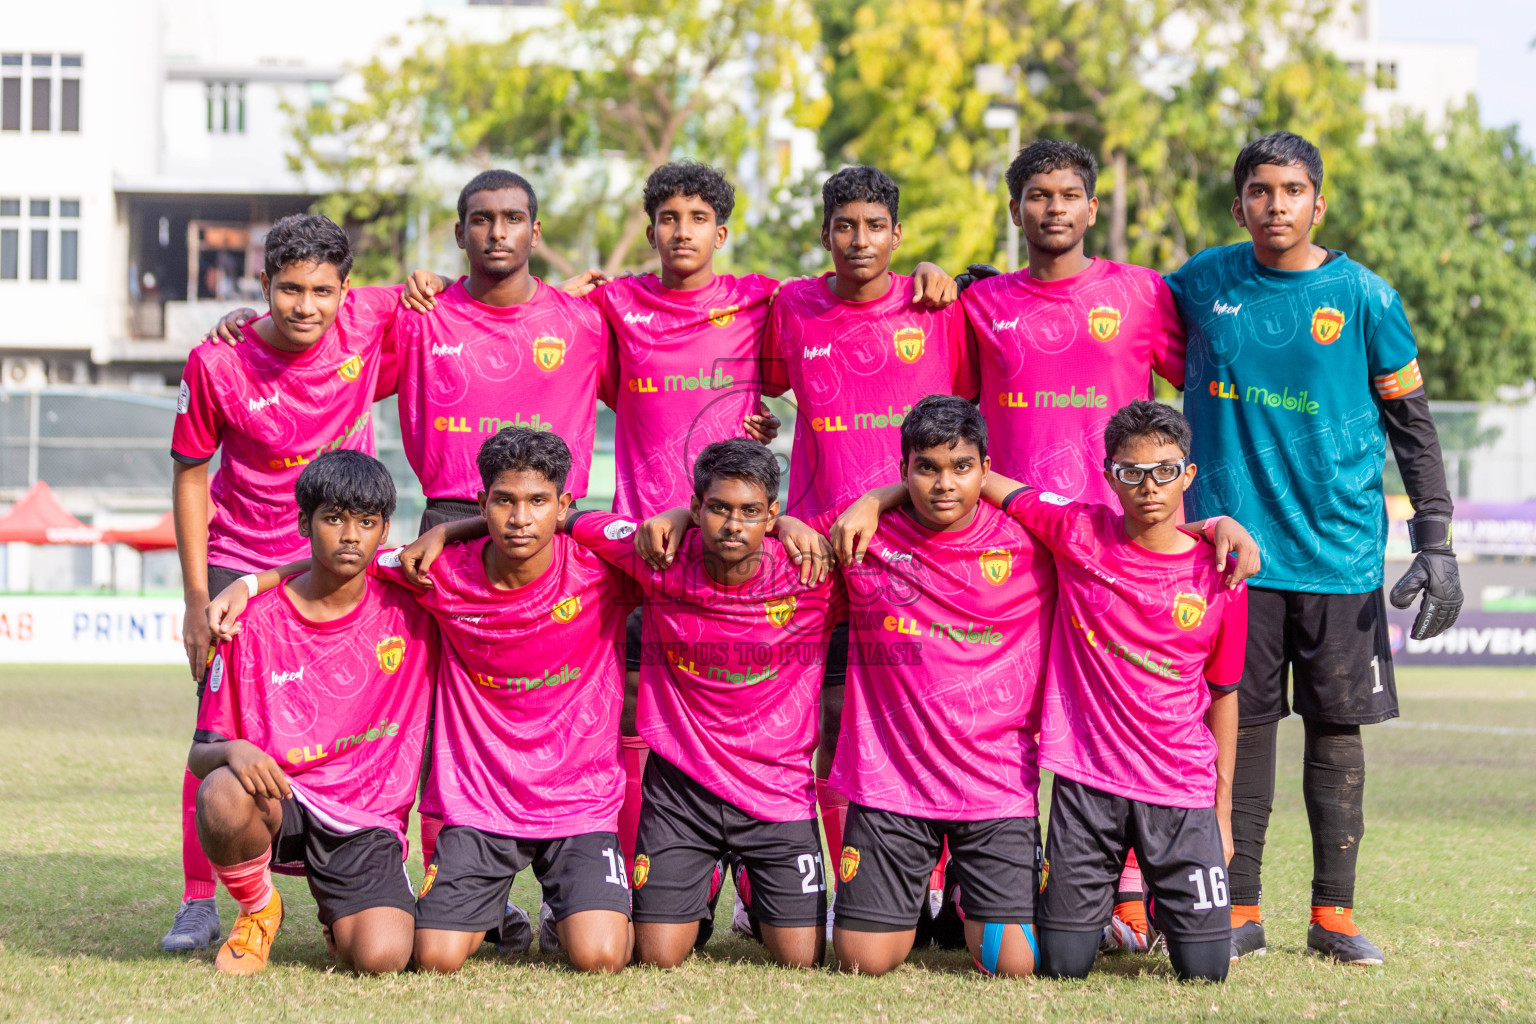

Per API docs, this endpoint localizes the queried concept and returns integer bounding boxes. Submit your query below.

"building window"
[205,81,245,133]
[60,230,77,280]
[1,55,18,132]
[31,76,49,132]
[0,229,17,279]
[61,77,78,132]
[0,198,17,217]
[60,199,79,217]
[29,229,47,280]
[29,198,49,218]
[1375,61,1398,91]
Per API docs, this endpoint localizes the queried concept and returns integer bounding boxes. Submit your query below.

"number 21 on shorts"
[1189,865,1228,910]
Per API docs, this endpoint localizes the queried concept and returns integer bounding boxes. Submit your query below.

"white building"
[1325,0,1478,133]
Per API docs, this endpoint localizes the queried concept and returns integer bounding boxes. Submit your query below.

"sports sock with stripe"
[619,735,650,876]
[816,778,847,886]
[213,848,274,915]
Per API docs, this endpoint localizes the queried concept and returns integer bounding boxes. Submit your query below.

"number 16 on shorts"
[1189,865,1228,911]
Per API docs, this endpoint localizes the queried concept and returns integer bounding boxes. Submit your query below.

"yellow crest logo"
[893,326,926,364]
[1311,307,1346,345]
[336,355,363,382]
[552,595,581,623]
[1087,306,1123,341]
[765,596,797,629]
[375,635,406,674]
[978,549,1014,586]
[709,305,739,328]
[1039,857,1050,893]
[532,335,567,371]
[839,846,861,884]
[1172,592,1208,631]
[418,863,438,898]
[632,854,650,889]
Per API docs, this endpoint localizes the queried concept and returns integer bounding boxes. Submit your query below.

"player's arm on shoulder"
[555,268,611,297]
[771,515,833,586]
[1183,516,1260,588]
[635,507,693,571]
[206,560,311,640]
[566,509,660,587]
[830,484,907,566]
[979,469,1031,509]
[401,269,453,313]
[203,306,260,345]
[397,516,488,587]
[188,738,291,799]
[909,262,958,309]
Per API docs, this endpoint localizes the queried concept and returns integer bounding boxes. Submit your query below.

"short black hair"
[458,169,538,223]
[262,213,353,280]
[477,427,571,492]
[643,162,735,225]
[692,438,779,503]
[294,450,395,521]
[1232,130,1323,196]
[821,165,900,228]
[1104,400,1192,459]
[1005,139,1098,202]
[900,395,988,462]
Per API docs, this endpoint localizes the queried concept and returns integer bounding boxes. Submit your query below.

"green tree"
[290,1,825,282]
[1322,103,1536,400]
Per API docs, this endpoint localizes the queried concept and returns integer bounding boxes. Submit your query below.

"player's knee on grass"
[760,923,823,969]
[331,907,414,974]
[1166,937,1230,983]
[1039,928,1098,979]
[559,910,632,973]
[634,921,698,968]
[832,926,916,976]
[964,920,1036,977]
[411,928,481,974]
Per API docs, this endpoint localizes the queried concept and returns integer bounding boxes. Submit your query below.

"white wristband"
[238,574,259,599]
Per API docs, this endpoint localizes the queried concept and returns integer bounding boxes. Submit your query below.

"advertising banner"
[0,596,186,664]
[1388,607,1536,667]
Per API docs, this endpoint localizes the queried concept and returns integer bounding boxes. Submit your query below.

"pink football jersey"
[1005,490,1247,807]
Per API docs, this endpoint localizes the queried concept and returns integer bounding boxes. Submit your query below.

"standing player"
[976,401,1247,983]
[190,451,435,976]
[1169,131,1462,965]
[960,139,1187,949]
[760,164,977,936]
[166,214,403,952]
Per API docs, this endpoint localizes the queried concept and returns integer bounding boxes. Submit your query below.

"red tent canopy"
[103,510,178,553]
[0,481,102,544]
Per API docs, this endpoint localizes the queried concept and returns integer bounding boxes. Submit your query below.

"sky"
[1379,0,1536,145]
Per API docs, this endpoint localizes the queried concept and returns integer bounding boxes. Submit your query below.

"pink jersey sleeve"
[171,349,224,462]
[366,548,429,593]
[1002,488,1094,556]
[194,639,239,743]
[568,511,663,596]
[1149,275,1187,388]
[1204,581,1248,689]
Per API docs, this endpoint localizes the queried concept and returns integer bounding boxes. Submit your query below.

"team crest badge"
[1172,593,1208,631]
[893,326,925,363]
[336,355,363,382]
[552,595,581,623]
[375,636,406,674]
[418,863,438,898]
[765,596,797,628]
[1311,307,1346,345]
[978,549,1013,586]
[709,305,739,328]
[532,335,567,371]
[839,846,861,884]
[1087,306,1123,341]
[633,854,650,889]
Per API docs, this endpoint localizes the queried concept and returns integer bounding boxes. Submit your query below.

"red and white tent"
[0,481,103,544]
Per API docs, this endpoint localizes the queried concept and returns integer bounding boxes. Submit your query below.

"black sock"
[1039,928,1099,979]
[1303,720,1365,908]
[1166,937,1231,982]
[1229,720,1278,908]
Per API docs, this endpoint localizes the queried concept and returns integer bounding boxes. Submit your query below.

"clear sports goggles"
[1104,458,1187,486]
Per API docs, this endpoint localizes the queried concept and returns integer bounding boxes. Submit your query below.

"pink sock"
[619,736,651,875]
[1118,849,1144,895]
[816,779,848,887]
[419,813,444,871]
[213,848,274,914]
[930,840,950,893]
[181,769,217,902]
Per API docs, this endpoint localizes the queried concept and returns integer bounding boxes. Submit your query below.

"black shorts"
[271,798,416,928]
[1038,776,1229,943]
[196,564,246,697]
[413,825,632,932]
[625,605,643,674]
[418,498,482,536]
[1241,586,1398,726]
[633,754,826,928]
[823,621,850,687]
[834,803,1038,930]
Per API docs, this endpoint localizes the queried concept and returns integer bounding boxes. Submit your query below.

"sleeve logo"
[1172,592,1208,630]
[207,653,224,694]
[765,595,797,628]
[336,354,364,381]
[532,335,567,371]
[375,635,406,673]
[839,845,861,883]
[978,549,1014,586]
[1310,307,1346,345]
[893,326,926,363]
[1087,306,1123,341]
[603,520,638,541]
[709,305,739,328]
[551,595,582,623]
[176,380,191,414]
[377,548,404,568]
[632,853,650,888]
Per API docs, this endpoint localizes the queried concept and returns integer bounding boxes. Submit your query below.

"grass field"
[1,665,1533,1023]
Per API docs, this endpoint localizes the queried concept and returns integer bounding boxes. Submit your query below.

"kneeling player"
[189,451,435,976]
[981,400,1247,983]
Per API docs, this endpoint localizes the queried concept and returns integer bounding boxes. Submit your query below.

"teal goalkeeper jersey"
[1167,243,1423,594]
